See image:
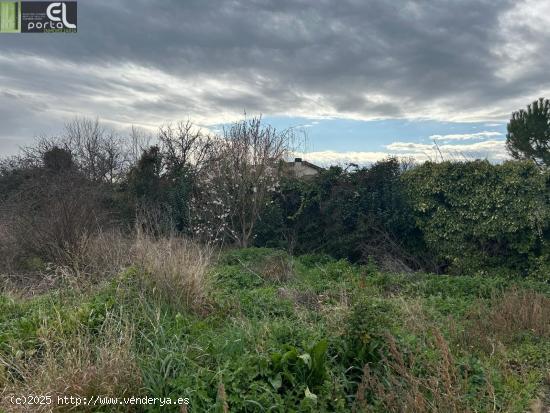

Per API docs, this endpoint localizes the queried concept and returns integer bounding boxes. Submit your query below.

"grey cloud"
[0,91,64,154]
[0,0,549,151]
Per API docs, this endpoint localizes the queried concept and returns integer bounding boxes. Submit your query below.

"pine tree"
[506,98,550,167]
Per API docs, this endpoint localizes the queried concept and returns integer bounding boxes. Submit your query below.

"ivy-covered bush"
[403,160,550,276]
[254,158,427,268]
[256,158,550,277]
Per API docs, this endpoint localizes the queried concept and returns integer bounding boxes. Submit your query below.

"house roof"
[284,158,323,171]
[299,160,323,171]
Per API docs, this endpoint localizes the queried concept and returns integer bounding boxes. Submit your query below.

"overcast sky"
[1,0,549,164]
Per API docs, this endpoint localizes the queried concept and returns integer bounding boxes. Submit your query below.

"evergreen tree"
[506,98,550,167]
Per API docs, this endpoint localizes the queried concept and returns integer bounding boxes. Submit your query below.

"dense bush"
[403,160,550,276]
[254,158,550,277]
[125,145,194,233]
[0,148,117,268]
[254,158,429,270]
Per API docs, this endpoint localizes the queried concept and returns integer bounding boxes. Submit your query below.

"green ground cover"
[1,248,549,412]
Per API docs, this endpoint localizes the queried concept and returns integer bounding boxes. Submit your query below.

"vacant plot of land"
[1,248,549,412]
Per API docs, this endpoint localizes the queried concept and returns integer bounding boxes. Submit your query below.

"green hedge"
[254,158,428,267]
[254,159,550,278]
[403,160,550,277]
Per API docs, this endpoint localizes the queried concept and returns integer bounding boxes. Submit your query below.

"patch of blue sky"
[256,116,506,152]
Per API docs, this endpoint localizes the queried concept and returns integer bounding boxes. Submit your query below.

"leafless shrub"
[61,117,128,183]
[5,172,110,265]
[128,125,154,165]
[0,135,122,273]
[158,120,216,177]
[24,118,131,184]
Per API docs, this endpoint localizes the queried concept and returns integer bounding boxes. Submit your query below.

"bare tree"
[22,118,130,183]
[158,121,216,177]
[63,117,128,183]
[196,117,290,247]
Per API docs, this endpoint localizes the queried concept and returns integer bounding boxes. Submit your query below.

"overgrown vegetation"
[403,160,550,276]
[1,248,549,412]
[2,115,550,277]
[255,158,550,278]
[1,109,550,411]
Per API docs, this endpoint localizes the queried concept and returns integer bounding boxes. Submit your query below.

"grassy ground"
[1,247,550,412]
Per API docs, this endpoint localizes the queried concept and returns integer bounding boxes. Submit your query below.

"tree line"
[0,116,290,271]
[1,98,549,278]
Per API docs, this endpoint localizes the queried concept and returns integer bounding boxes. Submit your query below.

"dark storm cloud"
[1,0,549,151]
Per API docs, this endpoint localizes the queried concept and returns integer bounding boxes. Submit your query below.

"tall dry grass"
[353,331,496,413]
[65,230,135,279]
[0,313,142,413]
[463,289,550,352]
[2,227,213,312]
[131,231,212,312]
[0,230,211,411]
